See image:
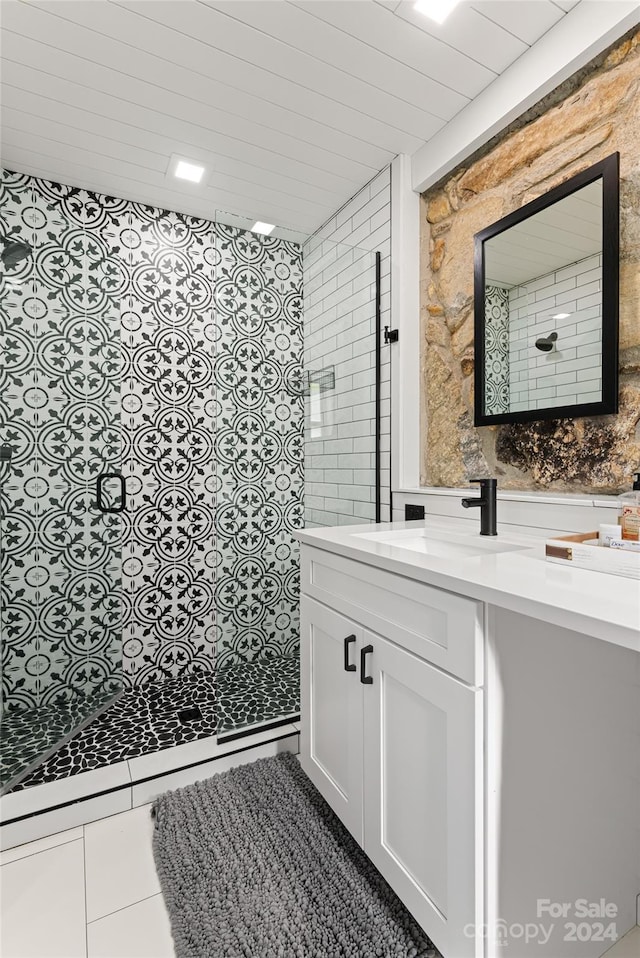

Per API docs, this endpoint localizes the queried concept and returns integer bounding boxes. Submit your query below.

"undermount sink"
[354,527,530,560]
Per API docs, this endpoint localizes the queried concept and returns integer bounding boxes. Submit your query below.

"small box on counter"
[545,531,640,579]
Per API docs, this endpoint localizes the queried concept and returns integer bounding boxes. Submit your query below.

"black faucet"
[461,478,497,536]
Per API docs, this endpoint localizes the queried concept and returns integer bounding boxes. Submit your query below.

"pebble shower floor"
[3,654,299,791]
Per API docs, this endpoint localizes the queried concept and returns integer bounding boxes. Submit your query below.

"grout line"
[82,828,89,958]
[0,834,84,868]
[86,891,162,926]
[126,759,134,800]
[130,729,300,788]
[3,778,134,826]
[216,714,300,744]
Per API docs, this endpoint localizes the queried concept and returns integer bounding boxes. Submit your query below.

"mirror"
[473,152,619,426]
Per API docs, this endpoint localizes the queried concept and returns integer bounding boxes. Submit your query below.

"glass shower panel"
[302,237,377,527]
[0,175,123,793]
[213,220,303,737]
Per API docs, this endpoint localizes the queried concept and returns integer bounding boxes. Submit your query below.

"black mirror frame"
[473,151,619,427]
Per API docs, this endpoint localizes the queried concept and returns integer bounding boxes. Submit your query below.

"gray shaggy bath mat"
[152,751,438,958]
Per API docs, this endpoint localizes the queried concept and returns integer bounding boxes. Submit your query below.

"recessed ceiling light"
[174,159,205,183]
[552,312,571,319]
[252,221,275,236]
[413,0,460,23]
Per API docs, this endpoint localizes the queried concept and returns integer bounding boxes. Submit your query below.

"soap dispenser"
[618,473,640,540]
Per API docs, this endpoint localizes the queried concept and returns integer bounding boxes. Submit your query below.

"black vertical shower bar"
[375,251,381,524]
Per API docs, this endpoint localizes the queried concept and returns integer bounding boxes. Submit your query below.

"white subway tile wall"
[302,168,391,528]
[507,252,602,410]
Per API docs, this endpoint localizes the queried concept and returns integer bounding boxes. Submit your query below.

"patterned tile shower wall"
[0,170,303,705]
[0,171,123,714]
[484,285,510,415]
[117,199,217,688]
[213,225,303,670]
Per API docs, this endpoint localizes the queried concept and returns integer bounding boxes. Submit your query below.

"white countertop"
[296,518,640,654]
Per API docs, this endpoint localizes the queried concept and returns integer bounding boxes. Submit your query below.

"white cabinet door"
[362,632,483,958]
[300,597,364,844]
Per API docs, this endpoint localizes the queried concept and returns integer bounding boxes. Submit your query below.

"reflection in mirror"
[474,153,619,426]
[484,182,602,415]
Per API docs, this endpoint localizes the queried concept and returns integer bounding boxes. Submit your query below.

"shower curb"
[0,724,299,853]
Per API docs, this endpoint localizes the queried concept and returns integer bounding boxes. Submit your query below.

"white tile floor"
[0,805,175,958]
[1,803,639,958]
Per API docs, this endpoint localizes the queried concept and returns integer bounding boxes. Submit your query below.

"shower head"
[1,238,31,268]
[535,331,558,352]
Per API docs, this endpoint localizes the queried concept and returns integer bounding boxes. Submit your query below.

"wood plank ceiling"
[0,0,580,241]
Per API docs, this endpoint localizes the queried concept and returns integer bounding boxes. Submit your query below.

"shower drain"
[177,706,203,724]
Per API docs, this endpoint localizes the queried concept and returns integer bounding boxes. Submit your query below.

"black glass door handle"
[96,473,127,513]
[343,635,356,672]
[360,645,373,685]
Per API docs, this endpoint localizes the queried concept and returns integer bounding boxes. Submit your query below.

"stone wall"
[421,30,640,494]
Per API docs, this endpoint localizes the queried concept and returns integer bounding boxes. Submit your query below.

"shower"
[0,201,124,794]
[535,331,558,352]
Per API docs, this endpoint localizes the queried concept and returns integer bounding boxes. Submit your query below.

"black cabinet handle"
[343,634,356,672]
[96,473,127,513]
[360,644,373,685]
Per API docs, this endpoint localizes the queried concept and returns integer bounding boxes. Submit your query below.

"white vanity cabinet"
[300,600,365,842]
[298,527,640,958]
[361,629,482,958]
[300,546,484,958]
